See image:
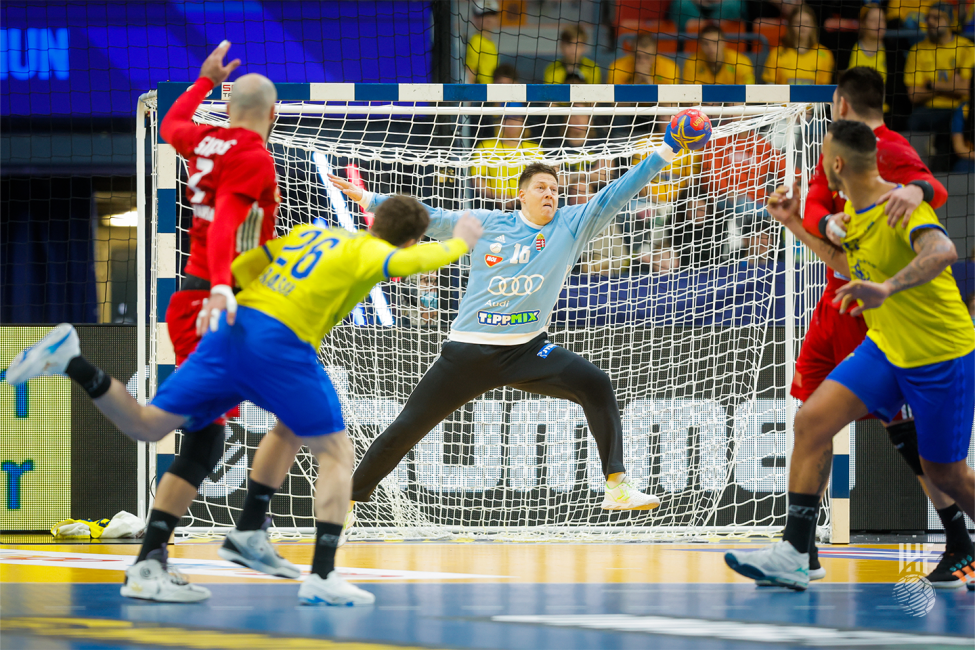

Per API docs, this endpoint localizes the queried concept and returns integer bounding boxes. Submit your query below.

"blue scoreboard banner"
[0,1,433,116]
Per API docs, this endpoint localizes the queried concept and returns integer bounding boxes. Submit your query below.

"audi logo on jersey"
[487,275,545,296]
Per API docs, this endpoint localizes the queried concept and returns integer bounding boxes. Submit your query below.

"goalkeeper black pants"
[351,332,626,502]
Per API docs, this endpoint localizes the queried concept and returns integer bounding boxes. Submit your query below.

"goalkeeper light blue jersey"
[364,144,676,345]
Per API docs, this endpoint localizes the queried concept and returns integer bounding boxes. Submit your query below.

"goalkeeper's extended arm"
[576,143,678,238]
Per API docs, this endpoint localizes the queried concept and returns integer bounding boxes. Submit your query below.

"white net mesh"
[146,94,832,541]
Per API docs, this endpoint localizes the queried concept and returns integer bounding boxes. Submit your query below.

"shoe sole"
[299,595,373,607]
[5,324,75,386]
[929,578,965,590]
[120,586,210,603]
[758,568,825,586]
[601,501,661,511]
[217,546,301,579]
[724,553,808,591]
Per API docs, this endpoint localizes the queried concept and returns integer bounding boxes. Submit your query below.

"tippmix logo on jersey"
[534,233,546,251]
[477,310,540,326]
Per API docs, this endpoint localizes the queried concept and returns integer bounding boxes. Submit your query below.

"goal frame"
[138,82,847,543]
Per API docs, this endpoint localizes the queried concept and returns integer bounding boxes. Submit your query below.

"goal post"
[141,82,846,542]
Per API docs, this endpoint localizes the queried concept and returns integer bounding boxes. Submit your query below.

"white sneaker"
[120,549,211,603]
[725,541,810,591]
[218,521,301,579]
[758,565,825,586]
[967,575,974,592]
[601,477,660,511]
[298,571,375,606]
[4,323,80,387]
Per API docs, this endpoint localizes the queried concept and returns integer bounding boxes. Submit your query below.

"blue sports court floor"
[1,537,973,649]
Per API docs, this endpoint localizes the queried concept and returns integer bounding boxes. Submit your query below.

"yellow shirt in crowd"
[848,44,887,81]
[466,33,498,84]
[905,36,975,109]
[841,199,975,368]
[683,49,756,85]
[470,139,542,199]
[886,0,935,24]
[607,54,680,84]
[543,57,602,84]
[762,45,835,85]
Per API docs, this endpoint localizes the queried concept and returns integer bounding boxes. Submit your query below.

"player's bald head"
[229,73,277,119]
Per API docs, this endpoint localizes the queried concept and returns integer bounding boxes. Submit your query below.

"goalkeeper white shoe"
[725,542,810,591]
[4,323,80,387]
[218,522,301,579]
[120,549,211,603]
[601,477,660,510]
[298,571,376,606]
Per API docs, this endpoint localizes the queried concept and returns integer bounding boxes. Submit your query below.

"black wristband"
[907,180,934,203]
[818,214,831,240]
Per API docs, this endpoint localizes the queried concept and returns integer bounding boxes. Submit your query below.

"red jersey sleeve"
[208,149,277,287]
[160,77,215,158]
[876,133,948,209]
[802,157,836,238]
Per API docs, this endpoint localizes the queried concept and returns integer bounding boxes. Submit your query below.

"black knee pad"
[167,422,227,488]
[886,420,924,476]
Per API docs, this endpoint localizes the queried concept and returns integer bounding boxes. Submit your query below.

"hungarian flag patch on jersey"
[534,233,546,251]
[485,254,504,267]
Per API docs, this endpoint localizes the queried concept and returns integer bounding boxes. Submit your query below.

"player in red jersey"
[795,68,973,589]
[124,42,300,602]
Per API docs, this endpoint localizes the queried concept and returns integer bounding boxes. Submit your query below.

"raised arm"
[327,174,493,240]
[802,157,840,239]
[569,142,678,240]
[367,214,482,279]
[768,184,850,276]
[160,41,240,155]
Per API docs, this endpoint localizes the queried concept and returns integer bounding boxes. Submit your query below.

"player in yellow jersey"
[5,195,482,606]
[726,120,974,590]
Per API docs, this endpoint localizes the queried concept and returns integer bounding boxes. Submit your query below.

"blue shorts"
[827,337,975,464]
[152,306,344,437]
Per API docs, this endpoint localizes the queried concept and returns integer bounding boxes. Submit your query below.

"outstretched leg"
[725,379,868,591]
[351,343,502,502]
[507,341,657,510]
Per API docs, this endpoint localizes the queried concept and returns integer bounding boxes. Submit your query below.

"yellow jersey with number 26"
[232,224,468,347]
[841,198,974,368]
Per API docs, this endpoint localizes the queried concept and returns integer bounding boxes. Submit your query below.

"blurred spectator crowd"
[465,0,973,174]
[452,0,973,284]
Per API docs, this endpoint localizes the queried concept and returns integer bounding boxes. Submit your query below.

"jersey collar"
[516,210,544,230]
[855,183,903,214]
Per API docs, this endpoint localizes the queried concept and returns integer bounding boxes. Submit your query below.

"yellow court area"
[0,538,917,585]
